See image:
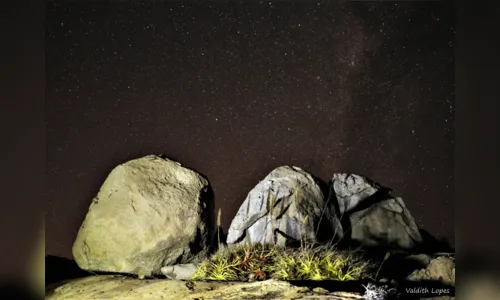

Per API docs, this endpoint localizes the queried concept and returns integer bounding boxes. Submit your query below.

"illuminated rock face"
[330,173,388,215]
[349,196,423,249]
[227,166,343,247]
[72,155,213,276]
[329,173,423,249]
[227,169,422,250]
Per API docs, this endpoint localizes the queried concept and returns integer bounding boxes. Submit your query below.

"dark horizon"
[46,1,454,259]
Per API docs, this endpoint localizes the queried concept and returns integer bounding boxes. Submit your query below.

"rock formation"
[226,166,343,247]
[329,173,423,249]
[72,155,213,277]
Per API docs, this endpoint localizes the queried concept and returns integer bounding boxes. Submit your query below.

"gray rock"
[72,155,212,276]
[329,173,422,249]
[331,173,388,215]
[349,197,423,249]
[161,263,198,280]
[407,256,455,286]
[227,166,343,246]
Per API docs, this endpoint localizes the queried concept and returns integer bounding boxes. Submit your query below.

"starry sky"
[46,1,454,259]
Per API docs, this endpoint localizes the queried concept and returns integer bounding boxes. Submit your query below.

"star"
[46,0,454,258]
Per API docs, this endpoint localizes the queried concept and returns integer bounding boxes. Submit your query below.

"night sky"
[46,1,454,259]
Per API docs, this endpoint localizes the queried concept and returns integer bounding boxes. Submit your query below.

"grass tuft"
[195,186,386,282]
[192,242,378,282]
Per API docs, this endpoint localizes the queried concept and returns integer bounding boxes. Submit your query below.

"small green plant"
[207,259,239,281]
[192,247,241,281]
[193,185,388,282]
[192,241,377,282]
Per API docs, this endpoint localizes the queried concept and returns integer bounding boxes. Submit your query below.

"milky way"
[46,1,454,258]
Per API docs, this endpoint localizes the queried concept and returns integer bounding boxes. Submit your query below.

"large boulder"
[329,173,422,249]
[72,155,213,277]
[226,166,342,247]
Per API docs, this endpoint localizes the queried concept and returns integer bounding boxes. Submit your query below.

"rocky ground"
[45,249,455,300]
[46,275,454,300]
[47,156,456,300]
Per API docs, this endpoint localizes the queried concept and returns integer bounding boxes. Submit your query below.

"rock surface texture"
[330,173,388,215]
[46,276,454,300]
[330,173,423,249]
[408,255,455,287]
[226,166,343,247]
[161,263,198,280]
[72,155,212,276]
